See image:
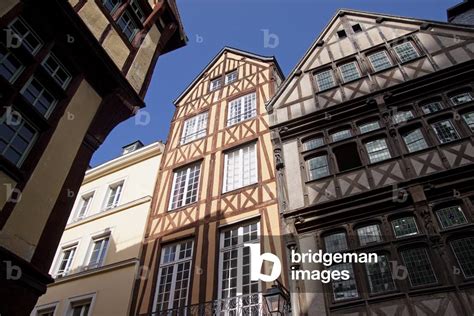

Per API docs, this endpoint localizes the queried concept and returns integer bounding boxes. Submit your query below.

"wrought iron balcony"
[143,293,289,316]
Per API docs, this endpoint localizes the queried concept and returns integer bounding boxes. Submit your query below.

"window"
[436,206,467,229]
[463,112,474,132]
[210,78,221,91]
[227,92,257,126]
[392,110,414,124]
[302,137,324,151]
[330,129,352,142]
[69,300,91,316]
[352,24,362,33]
[75,193,94,220]
[169,163,201,210]
[36,305,56,316]
[368,51,392,72]
[104,181,123,210]
[324,232,348,253]
[56,245,77,277]
[431,120,460,143]
[223,143,257,192]
[357,224,382,246]
[393,42,419,63]
[0,113,37,166]
[451,92,473,105]
[359,121,380,134]
[8,18,42,54]
[334,142,362,172]
[225,70,238,85]
[314,69,336,91]
[0,51,23,83]
[307,155,329,180]
[339,61,361,83]
[330,263,358,301]
[42,53,72,89]
[181,112,208,144]
[154,240,194,313]
[403,128,428,153]
[365,254,396,294]
[337,29,347,39]
[366,139,391,163]
[451,237,474,278]
[421,101,442,114]
[87,236,109,268]
[21,77,57,117]
[117,10,140,41]
[102,0,122,14]
[130,0,146,22]
[401,247,437,286]
[218,222,261,314]
[391,217,418,238]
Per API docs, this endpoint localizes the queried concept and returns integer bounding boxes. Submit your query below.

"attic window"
[352,24,362,33]
[337,30,347,39]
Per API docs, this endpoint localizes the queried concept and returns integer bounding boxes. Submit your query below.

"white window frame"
[152,240,194,313]
[180,112,208,145]
[225,70,238,85]
[32,302,58,316]
[217,221,262,314]
[210,77,221,91]
[227,92,257,126]
[54,243,78,278]
[85,233,110,269]
[65,293,96,316]
[74,192,94,221]
[169,162,201,210]
[103,180,124,210]
[223,142,258,193]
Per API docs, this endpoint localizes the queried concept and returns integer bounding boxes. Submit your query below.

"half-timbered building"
[268,8,474,316]
[131,47,288,315]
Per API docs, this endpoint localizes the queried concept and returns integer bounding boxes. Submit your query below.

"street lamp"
[263,282,290,315]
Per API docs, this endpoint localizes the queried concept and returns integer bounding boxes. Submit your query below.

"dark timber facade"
[268,8,474,316]
[0,1,185,314]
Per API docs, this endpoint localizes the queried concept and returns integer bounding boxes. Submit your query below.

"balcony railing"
[145,293,285,316]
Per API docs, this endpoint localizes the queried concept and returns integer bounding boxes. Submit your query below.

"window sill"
[226,116,258,129]
[221,182,259,197]
[168,201,199,213]
[370,64,399,76]
[179,136,206,147]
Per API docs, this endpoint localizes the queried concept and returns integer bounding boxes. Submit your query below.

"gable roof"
[173,46,284,105]
[266,8,474,111]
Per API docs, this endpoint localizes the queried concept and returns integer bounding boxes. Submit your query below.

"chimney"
[122,140,144,155]
[447,0,474,25]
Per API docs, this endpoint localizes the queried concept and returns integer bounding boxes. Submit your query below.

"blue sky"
[90,0,460,166]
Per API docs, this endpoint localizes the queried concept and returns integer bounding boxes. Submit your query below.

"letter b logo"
[245,244,282,282]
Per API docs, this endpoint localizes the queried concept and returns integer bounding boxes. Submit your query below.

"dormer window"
[210,78,221,91]
[450,92,473,105]
[225,70,238,85]
[393,41,419,63]
[338,61,361,83]
[314,69,336,91]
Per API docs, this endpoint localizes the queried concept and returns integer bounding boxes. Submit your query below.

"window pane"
[105,182,123,209]
[181,112,208,144]
[421,101,442,114]
[436,206,467,229]
[463,112,474,132]
[339,62,361,83]
[89,237,109,267]
[366,139,391,163]
[76,194,93,220]
[303,137,324,151]
[0,113,37,166]
[393,110,414,124]
[42,53,71,89]
[8,18,42,54]
[225,71,238,85]
[224,143,257,192]
[359,121,380,134]
[451,237,474,278]
[0,51,23,83]
[117,10,139,41]
[324,232,347,253]
[307,155,329,180]
[403,128,428,153]
[102,0,122,13]
[210,78,221,91]
[451,93,473,106]
[21,77,57,117]
[365,254,396,293]
[392,217,418,237]
[368,51,392,72]
[314,69,336,91]
[331,129,352,142]
[170,163,201,210]
[394,42,419,63]
[431,120,460,144]
[357,224,382,246]
[401,248,437,286]
[330,263,358,301]
[227,93,256,126]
